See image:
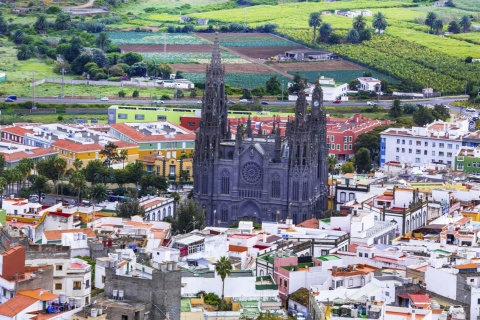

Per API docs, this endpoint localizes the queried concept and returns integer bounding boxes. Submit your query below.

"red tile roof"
[229,245,248,253]
[19,289,58,301]
[43,228,95,241]
[2,126,34,136]
[0,295,37,317]
[113,140,138,148]
[296,218,319,229]
[1,147,57,163]
[376,195,394,201]
[110,123,196,142]
[52,140,103,152]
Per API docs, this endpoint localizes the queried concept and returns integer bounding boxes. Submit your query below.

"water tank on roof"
[91,309,98,317]
[59,293,66,304]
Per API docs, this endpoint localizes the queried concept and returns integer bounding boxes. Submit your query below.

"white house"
[380,120,469,168]
[25,258,92,307]
[357,77,381,92]
[141,196,175,221]
[289,77,348,102]
[95,249,137,290]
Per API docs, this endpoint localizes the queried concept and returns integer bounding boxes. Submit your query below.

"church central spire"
[210,32,222,67]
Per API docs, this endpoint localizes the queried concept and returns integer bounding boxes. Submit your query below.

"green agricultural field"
[201,33,298,47]
[183,73,291,88]
[140,51,249,64]
[115,0,231,15]
[11,113,108,124]
[453,0,480,11]
[449,32,480,45]
[107,32,207,45]
[289,69,395,84]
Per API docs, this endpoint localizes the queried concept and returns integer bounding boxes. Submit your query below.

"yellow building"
[109,122,195,159]
[52,140,139,169]
[140,154,193,183]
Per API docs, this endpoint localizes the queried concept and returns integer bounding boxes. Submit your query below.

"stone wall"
[104,266,181,320]
[18,265,54,292]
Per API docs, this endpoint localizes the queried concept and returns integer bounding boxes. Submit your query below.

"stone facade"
[104,266,181,320]
[193,34,328,226]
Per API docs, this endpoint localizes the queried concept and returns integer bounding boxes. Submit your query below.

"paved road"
[10,96,468,107]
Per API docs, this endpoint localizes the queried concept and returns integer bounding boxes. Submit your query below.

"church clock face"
[241,162,262,184]
[313,100,319,107]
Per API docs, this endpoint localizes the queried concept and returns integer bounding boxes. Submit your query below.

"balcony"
[168,173,176,180]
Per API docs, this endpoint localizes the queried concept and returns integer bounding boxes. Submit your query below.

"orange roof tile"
[43,228,95,241]
[2,126,34,136]
[297,218,318,229]
[18,289,58,301]
[52,140,103,152]
[142,199,165,209]
[117,260,128,268]
[1,148,58,163]
[113,140,138,148]
[0,295,37,317]
[454,263,478,269]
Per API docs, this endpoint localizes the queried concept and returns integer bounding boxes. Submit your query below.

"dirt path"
[195,33,296,82]
[74,0,95,8]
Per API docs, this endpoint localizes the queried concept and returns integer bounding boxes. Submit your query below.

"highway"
[9,96,468,107]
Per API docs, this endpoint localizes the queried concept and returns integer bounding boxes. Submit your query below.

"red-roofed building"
[1,126,34,144]
[0,142,58,170]
[109,122,195,159]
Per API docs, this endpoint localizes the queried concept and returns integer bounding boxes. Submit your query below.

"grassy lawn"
[1,82,177,99]
[9,113,108,124]
[115,0,231,15]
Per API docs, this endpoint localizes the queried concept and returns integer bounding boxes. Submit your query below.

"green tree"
[389,99,403,118]
[327,154,337,174]
[94,167,114,185]
[96,32,110,51]
[125,161,145,187]
[99,142,119,167]
[352,15,367,32]
[69,171,87,203]
[459,15,471,33]
[308,12,322,44]
[121,52,143,66]
[265,76,281,95]
[372,12,388,33]
[30,175,50,203]
[0,16,8,35]
[448,21,460,34]
[0,177,6,207]
[355,148,372,173]
[129,62,147,77]
[34,15,48,34]
[118,90,126,97]
[132,90,139,97]
[36,156,58,184]
[340,162,355,173]
[319,23,333,43]
[114,169,130,187]
[116,198,145,218]
[347,29,360,44]
[138,174,168,195]
[359,28,372,41]
[17,158,34,189]
[17,45,34,60]
[84,159,105,184]
[215,256,232,311]
[287,74,307,94]
[55,13,71,30]
[119,149,128,168]
[46,6,61,14]
[89,184,109,203]
[54,157,67,200]
[251,86,266,98]
[173,199,206,233]
[433,19,444,35]
[413,105,435,126]
[0,153,6,176]
[433,104,450,121]
[425,12,437,33]
[328,33,342,44]
[13,29,25,45]
[73,158,83,171]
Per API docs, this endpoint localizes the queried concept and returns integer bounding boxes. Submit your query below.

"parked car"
[261,101,269,105]
[6,95,17,101]
[366,101,376,106]
[239,99,248,103]
[333,99,341,104]
[100,97,109,101]
[4,98,14,102]
[443,105,450,109]
[466,107,476,112]
[227,100,235,105]
[153,100,164,104]
[196,100,202,104]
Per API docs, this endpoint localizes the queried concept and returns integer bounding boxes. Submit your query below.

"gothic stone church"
[193,34,328,226]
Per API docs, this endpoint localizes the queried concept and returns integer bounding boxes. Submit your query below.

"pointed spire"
[211,32,222,67]
[246,114,253,138]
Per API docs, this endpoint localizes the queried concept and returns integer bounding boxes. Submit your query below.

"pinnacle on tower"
[211,32,222,67]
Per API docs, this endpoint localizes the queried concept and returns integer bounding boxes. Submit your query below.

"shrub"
[132,90,139,98]
[118,90,126,97]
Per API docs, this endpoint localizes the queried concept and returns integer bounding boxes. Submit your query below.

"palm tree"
[372,12,388,33]
[448,21,460,34]
[433,19,443,35]
[3,168,14,195]
[73,158,83,172]
[319,23,333,43]
[327,155,337,174]
[90,184,109,203]
[94,167,114,185]
[0,177,6,207]
[17,158,34,189]
[13,29,25,45]
[30,175,50,204]
[69,171,87,204]
[215,256,232,311]
[54,157,67,201]
[425,12,437,33]
[96,32,110,51]
[34,15,48,34]
[119,150,128,168]
[459,15,471,33]
[308,12,322,44]
[347,29,360,43]
[352,15,366,32]
[146,60,162,78]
